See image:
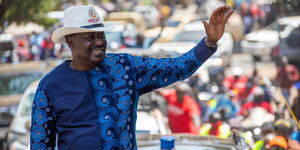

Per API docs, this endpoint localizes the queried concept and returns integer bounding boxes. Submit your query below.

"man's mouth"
[91,46,106,57]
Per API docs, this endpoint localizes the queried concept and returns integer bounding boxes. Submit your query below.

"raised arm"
[30,84,57,149]
[130,6,233,95]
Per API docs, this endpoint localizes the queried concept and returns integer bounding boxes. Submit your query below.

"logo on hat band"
[88,9,99,23]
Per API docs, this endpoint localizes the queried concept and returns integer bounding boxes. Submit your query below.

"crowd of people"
[154,57,300,149]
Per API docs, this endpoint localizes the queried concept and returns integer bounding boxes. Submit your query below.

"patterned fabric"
[30,38,215,150]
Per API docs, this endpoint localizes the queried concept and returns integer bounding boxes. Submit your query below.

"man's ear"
[65,35,74,49]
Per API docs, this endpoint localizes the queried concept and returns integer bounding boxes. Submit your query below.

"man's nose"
[94,38,104,46]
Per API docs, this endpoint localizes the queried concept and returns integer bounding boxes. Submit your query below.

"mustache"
[90,45,106,51]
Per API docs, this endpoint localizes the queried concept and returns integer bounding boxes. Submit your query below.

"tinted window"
[0,41,14,51]
[0,72,42,95]
[265,21,286,32]
[286,27,300,47]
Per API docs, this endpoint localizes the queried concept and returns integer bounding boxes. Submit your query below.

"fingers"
[224,9,234,23]
[202,21,209,31]
[211,5,227,17]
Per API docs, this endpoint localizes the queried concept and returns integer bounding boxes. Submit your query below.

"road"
[228,53,277,80]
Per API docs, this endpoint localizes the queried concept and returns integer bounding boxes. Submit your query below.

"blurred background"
[1,0,300,149]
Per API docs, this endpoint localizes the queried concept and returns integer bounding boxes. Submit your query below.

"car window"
[265,21,286,32]
[166,21,180,27]
[0,72,42,95]
[20,92,35,116]
[286,27,300,48]
[172,31,206,43]
[0,41,14,51]
[106,31,123,49]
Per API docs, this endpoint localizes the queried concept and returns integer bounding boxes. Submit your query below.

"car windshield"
[0,41,14,51]
[105,31,123,49]
[0,72,42,95]
[165,21,180,27]
[172,31,206,43]
[285,27,300,47]
[265,21,286,32]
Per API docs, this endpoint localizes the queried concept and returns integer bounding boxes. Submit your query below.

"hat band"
[80,23,104,29]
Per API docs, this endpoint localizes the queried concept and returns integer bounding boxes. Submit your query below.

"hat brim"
[52,23,115,44]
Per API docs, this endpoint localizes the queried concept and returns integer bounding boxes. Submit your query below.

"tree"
[0,0,88,28]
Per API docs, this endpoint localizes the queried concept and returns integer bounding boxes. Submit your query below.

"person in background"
[239,86,273,117]
[159,82,201,134]
[253,122,275,150]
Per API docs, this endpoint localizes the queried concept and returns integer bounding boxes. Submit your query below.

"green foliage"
[0,0,88,28]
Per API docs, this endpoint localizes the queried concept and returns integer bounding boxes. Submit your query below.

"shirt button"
[128,80,133,86]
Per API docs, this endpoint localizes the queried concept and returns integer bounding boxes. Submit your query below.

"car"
[150,20,234,63]
[105,12,146,34]
[0,60,59,147]
[105,21,140,50]
[144,14,198,44]
[137,133,250,150]
[133,5,161,28]
[278,26,300,65]
[241,16,300,61]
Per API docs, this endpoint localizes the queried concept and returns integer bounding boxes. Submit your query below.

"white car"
[150,21,234,56]
[241,16,300,61]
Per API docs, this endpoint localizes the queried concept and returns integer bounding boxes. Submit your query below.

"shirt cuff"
[194,38,217,62]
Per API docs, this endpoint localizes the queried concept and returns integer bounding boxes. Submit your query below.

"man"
[30,5,233,150]
[159,82,200,134]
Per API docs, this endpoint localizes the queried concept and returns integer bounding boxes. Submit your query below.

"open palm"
[203,6,233,45]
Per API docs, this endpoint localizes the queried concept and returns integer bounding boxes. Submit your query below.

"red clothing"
[223,76,250,101]
[239,101,273,115]
[161,89,200,134]
[276,64,299,89]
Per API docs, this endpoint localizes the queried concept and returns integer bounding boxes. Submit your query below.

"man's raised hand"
[202,6,233,46]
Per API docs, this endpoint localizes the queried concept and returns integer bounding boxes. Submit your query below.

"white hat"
[52,5,114,44]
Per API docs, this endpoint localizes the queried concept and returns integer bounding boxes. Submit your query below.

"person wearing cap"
[30,5,233,150]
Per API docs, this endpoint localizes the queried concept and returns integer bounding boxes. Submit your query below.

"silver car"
[241,16,300,61]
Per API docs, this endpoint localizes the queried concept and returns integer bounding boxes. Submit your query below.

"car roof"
[277,16,300,26]
[0,60,58,74]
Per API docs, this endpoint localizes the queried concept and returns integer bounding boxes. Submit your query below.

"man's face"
[67,32,107,63]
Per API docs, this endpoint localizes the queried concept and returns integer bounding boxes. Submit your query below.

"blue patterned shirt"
[30,38,215,150]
